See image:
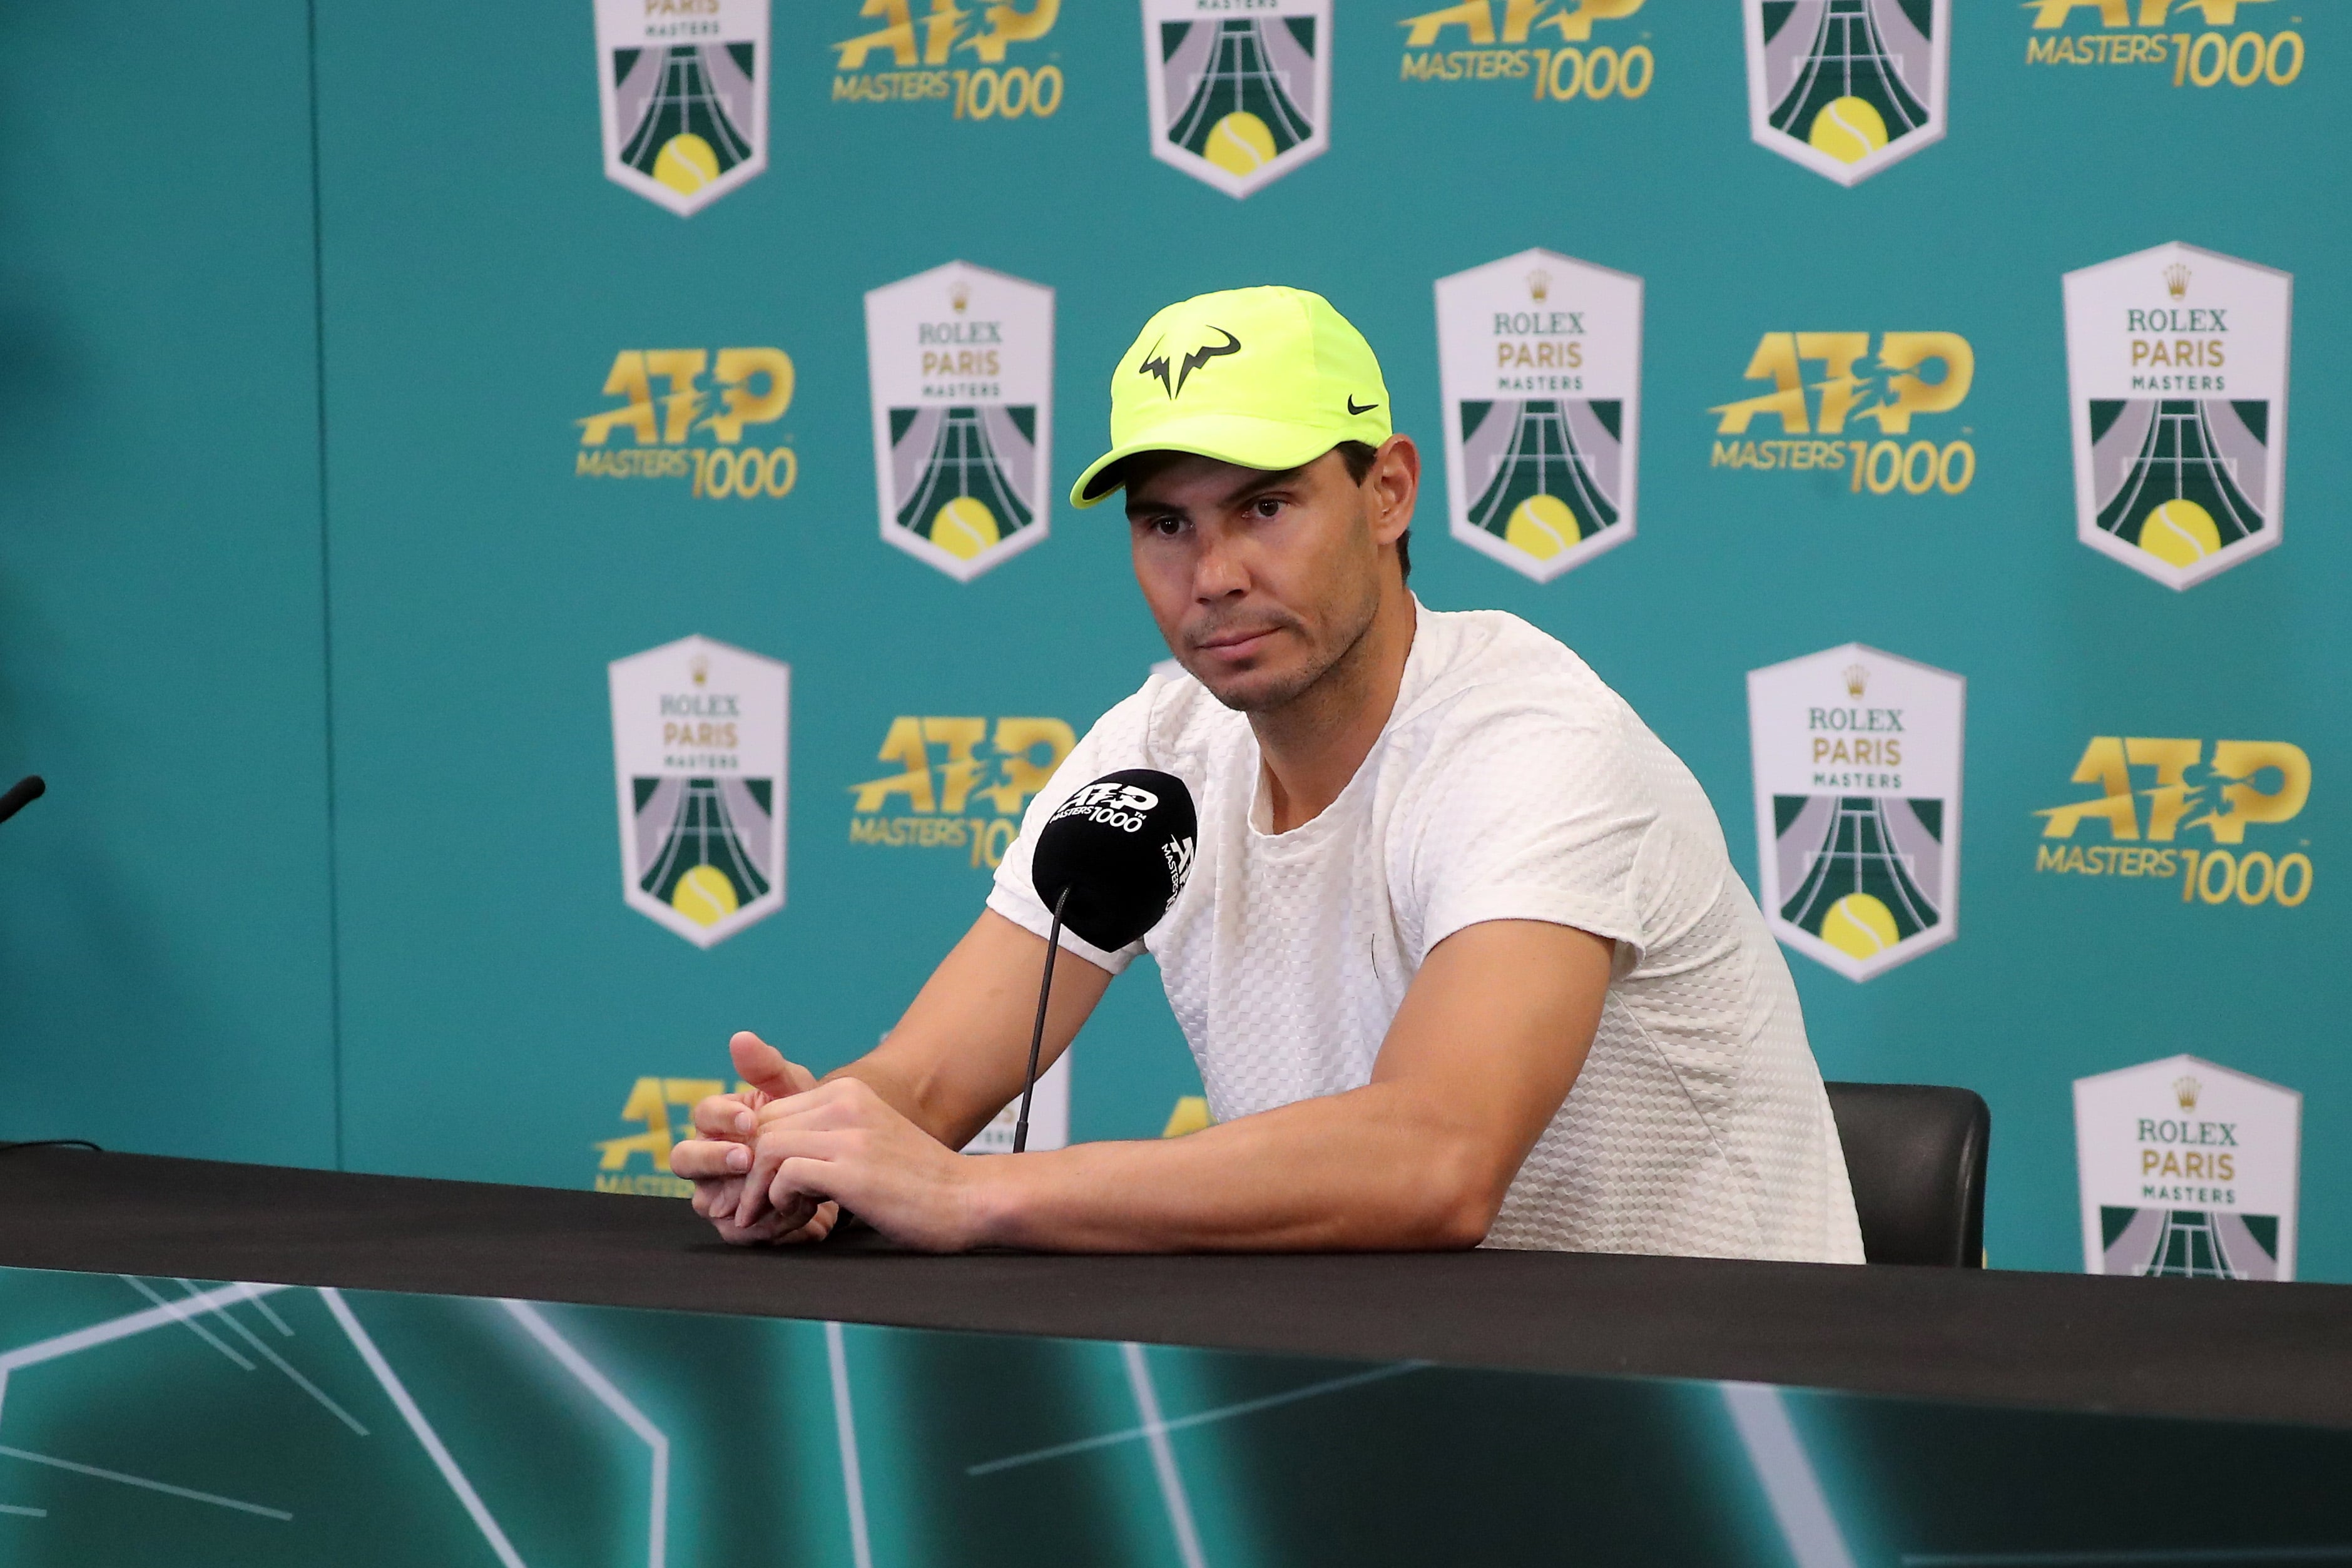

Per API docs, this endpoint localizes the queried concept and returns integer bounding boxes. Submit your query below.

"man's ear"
[1369,434,1419,546]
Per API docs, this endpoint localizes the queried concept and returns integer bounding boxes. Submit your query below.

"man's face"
[1124,444,1407,713]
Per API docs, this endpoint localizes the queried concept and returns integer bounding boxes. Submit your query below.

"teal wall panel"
[0,2,337,1163]
[4,2,2346,1278]
[310,1,1208,1188]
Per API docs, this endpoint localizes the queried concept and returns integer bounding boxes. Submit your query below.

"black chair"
[1824,1081,1990,1268]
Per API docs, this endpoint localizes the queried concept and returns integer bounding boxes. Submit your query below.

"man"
[673,286,1865,1262]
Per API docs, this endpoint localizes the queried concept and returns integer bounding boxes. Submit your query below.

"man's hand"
[736,1077,987,1253]
[670,1032,840,1246]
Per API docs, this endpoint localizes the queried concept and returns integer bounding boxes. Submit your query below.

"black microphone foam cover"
[1031,768,1198,952]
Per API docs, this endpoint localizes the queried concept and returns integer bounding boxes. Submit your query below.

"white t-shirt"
[988,604,1865,1263]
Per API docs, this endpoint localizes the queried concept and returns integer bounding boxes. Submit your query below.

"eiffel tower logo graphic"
[596,0,768,216]
[1144,0,1333,198]
[1744,0,1948,186]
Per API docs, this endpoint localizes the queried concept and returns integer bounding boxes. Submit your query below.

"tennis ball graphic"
[1502,494,1576,561]
[1808,98,1889,165]
[2137,498,2222,568]
[1205,112,1277,176]
[654,133,720,196]
[671,865,740,927]
[930,497,1000,561]
[1160,1096,1212,1139]
[1820,893,1900,960]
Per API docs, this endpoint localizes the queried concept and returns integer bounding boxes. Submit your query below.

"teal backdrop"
[0,2,2344,1277]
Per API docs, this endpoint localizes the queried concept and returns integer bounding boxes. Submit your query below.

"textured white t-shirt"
[988,604,1865,1263]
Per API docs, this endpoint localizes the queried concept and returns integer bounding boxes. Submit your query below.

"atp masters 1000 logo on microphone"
[2063,242,2292,590]
[1434,248,1643,583]
[1142,0,1331,198]
[1748,644,1965,982]
[1741,0,1948,186]
[594,0,768,216]
[865,261,1054,581]
[608,635,790,948]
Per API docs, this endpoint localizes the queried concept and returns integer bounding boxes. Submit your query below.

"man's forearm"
[706,920,1603,1255]
[817,909,1115,1154]
[820,1055,989,1151]
[963,1083,1515,1253]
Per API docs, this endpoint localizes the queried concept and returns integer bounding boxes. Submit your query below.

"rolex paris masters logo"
[609,635,789,947]
[2074,1055,2302,1281]
[595,0,770,217]
[2063,242,2293,590]
[1748,644,1964,981]
[1142,0,1331,199]
[1743,1,1948,186]
[864,261,1054,582]
[1435,249,1642,583]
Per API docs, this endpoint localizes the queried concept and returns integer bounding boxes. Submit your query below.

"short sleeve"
[985,684,1159,975]
[1408,693,1657,975]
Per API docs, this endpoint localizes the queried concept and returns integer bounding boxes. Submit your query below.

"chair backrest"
[1823,1081,1990,1268]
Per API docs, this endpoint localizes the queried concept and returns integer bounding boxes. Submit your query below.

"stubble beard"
[1191,573,1382,718]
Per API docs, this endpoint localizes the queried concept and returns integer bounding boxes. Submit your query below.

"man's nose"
[1193,525,1249,601]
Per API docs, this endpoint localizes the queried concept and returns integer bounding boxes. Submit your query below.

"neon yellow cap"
[1069,286,1392,508]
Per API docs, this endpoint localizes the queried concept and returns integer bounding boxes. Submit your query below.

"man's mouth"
[1194,626,1281,661]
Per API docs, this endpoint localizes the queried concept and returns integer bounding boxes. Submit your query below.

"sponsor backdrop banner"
[0,3,2346,1281]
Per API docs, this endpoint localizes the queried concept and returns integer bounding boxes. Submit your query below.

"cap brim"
[1068,414,1355,509]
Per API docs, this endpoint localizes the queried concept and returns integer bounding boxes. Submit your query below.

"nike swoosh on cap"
[1347,397,1379,415]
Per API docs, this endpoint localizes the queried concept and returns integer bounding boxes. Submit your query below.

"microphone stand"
[0,776,87,1153]
[1013,887,1069,1154]
[0,776,43,827]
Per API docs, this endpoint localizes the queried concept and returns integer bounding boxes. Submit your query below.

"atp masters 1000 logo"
[1743,0,1948,185]
[1143,0,1331,198]
[609,635,790,948]
[849,715,1077,870]
[832,0,1066,119]
[2023,1,2303,89]
[1748,644,1965,982]
[1397,0,1655,103]
[1709,331,1976,494]
[595,0,768,217]
[576,347,798,500]
[2034,736,2312,909]
[2064,242,2292,590]
[865,262,1054,581]
[1435,248,1642,583]
[595,1074,728,1196]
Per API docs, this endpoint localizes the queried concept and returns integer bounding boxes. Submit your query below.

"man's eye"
[1153,516,1184,536]
[1251,497,1283,519]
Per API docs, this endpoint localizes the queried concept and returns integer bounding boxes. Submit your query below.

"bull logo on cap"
[1138,328,1243,400]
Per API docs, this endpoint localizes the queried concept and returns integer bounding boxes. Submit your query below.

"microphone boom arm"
[1012,885,1069,1155]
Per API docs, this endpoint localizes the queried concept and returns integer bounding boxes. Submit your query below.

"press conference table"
[2,1145,2346,1431]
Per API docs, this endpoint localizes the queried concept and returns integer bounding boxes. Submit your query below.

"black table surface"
[1,1147,2346,1430]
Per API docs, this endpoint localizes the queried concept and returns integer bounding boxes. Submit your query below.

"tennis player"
[671,287,1865,1262]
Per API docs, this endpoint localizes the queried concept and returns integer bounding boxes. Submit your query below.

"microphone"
[1012,769,1198,1153]
[0,776,43,827]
